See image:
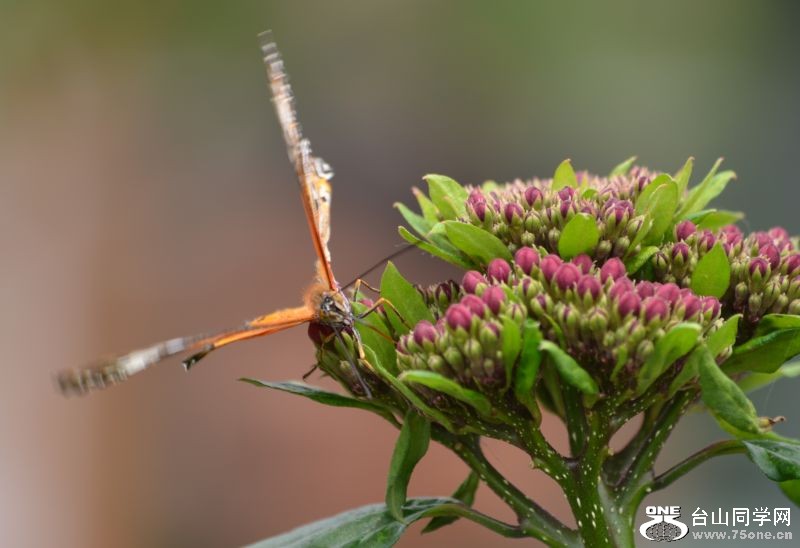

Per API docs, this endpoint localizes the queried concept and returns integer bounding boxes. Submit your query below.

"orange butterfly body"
[57,32,367,396]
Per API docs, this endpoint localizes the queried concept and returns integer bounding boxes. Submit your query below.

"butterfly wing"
[57,306,314,396]
[259,31,337,290]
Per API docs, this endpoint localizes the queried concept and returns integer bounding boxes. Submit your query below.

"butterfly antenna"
[343,243,416,290]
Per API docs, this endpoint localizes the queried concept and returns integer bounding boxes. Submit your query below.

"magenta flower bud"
[635,281,657,298]
[609,277,634,300]
[768,227,790,241]
[487,258,512,283]
[749,257,770,277]
[559,200,573,218]
[467,189,485,207]
[675,220,697,241]
[637,175,650,191]
[460,295,486,318]
[540,254,563,281]
[753,232,773,248]
[462,270,487,294]
[554,263,581,290]
[697,230,716,251]
[720,225,743,245]
[784,254,800,275]
[577,274,602,300]
[504,202,524,224]
[446,304,473,331]
[604,199,634,224]
[759,244,781,270]
[469,200,487,221]
[643,297,670,322]
[572,254,593,274]
[671,242,690,262]
[683,295,703,318]
[524,186,543,206]
[307,322,334,346]
[557,187,575,201]
[413,320,438,346]
[600,258,626,282]
[617,291,642,317]
[701,296,721,318]
[514,246,540,274]
[655,283,681,305]
[482,286,506,314]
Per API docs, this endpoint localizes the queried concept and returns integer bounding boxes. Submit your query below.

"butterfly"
[57,31,397,397]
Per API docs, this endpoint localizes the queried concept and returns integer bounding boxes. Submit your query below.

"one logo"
[639,506,689,542]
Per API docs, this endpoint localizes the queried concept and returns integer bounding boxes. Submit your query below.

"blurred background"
[2,1,800,546]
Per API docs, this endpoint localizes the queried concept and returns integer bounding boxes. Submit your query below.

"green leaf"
[247,497,459,548]
[624,246,659,275]
[699,345,761,434]
[515,320,543,417]
[399,370,492,416]
[539,340,598,395]
[239,379,397,423]
[690,243,731,298]
[637,323,701,395]
[442,220,513,266]
[398,226,474,270]
[677,158,736,217]
[780,479,800,506]
[673,157,694,195]
[667,344,703,398]
[626,216,654,256]
[737,363,800,393]
[394,202,433,238]
[386,410,431,520]
[352,301,398,376]
[743,439,800,482]
[609,156,637,177]
[557,213,600,259]
[552,159,578,190]
[707,314,741,358]
[500,317,522,390]
[685,209,744,230]
[422,472,480,533]
[425,174,468,220]
[724,314,800,374]
[635,175,679,245]
[412,186,440,223]
[380,261,434,335]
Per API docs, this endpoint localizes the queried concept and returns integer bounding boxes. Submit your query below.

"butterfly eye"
[314,157,334,179]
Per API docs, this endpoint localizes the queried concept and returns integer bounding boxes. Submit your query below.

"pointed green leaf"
[380,262,434,336]
[674,157,694,195]
[398,226,474,270]
[780,479,800,506]
[442,220,512,265]
[557,213,600,259]
[707,314,741,359]
[743,439,800,482]
[699,345,761,434]
[500,317,522,389]
[247,497,459,548]
[352,301,398,375]
[422,472,480,533]
[412,186,440,223]
[539,340,598,395]
[690,243,731,298]
[635,175,679,245]
[678,158,736,217]
[724,314,800,374]
[515,321,543,418]
[399,371,492,416]
[624,245,659,275]
[685,209,745,231]
[425,174,468,220]
[667,344,703,398]
[386,410,431,520]
[552,159,578,190]
[737,363,800,393]
[394,202,433,238]
[637,323,701,395]
[609,156,637,177]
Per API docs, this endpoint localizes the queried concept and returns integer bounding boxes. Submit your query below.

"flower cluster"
[397,248,727,406]
[464,166,657,261]
[654,222,800,323]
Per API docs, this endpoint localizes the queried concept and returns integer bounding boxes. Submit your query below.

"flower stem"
[649,439,746,491]
[420,503,527,538]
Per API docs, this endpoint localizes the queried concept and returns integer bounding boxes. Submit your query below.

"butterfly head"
[316,289,353,327]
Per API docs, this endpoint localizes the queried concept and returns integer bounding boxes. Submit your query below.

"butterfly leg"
[350,278,380,304]
[357,297,413,330]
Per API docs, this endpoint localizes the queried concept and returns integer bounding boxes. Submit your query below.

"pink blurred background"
[3,2,799,546]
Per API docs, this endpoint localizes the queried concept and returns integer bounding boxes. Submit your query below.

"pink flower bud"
[617,291,642,317]
[701,296,721,318]
[643,297,670,322]
[462,271,487,294]
[446,304,473,330]
[524,186,543,206]
[577,274,602,300]
[540,255,563,281]
[559,200,573,218]
[753,232,772,248]
[469,200,487,221]
[784,254,800,275]
[768,227,790,241]
[572,254,593,274]
[759,244,781,270]
[504,202,524,223]
[554,263,581,290]
[460,295,486,318]
[675,220,696,241]
[514,247,540,274]
[749,257,770,277]
[635,281,657,298]
[604,199,633,223]
[697,230,716,251]
[413,320,438,345]
[671,242,690,262]
[600,258,626,282]
[557,187,575,201]
[307,322,334,346]
[655,283,681,305]
[720,225,743,245]
[487,258,512,283]
[482,286,506,314]
[467,189,485,207]
[610,277,635,300]
[683,295,703,318]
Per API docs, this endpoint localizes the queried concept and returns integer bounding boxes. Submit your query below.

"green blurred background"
[2,1,799,546]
